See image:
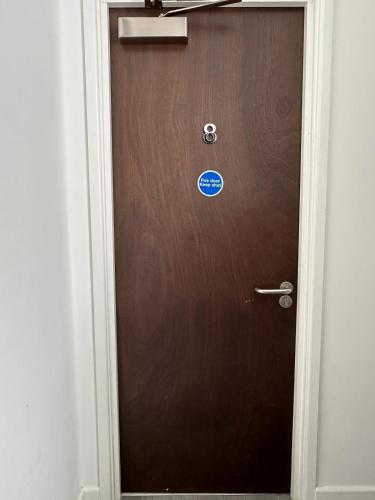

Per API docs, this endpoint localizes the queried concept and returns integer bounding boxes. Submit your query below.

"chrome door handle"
[254,281,293,295]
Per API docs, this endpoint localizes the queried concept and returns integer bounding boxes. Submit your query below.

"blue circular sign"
[197,170,224,197]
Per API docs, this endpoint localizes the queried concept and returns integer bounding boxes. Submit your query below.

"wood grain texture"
[110,7,304,494]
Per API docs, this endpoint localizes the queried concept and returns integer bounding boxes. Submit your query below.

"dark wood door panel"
[110,7,304,493]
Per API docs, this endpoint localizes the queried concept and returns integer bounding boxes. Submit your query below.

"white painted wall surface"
[317,0,375,489]
[0,2,80,500]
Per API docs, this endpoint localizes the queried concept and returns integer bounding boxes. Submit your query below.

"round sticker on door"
[197,170,224,197]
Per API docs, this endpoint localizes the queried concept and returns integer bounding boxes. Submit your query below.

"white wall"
[0,2,80,500]
[317,0,375,490]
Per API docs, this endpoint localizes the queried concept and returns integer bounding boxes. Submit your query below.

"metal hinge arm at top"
[160,0,240,17]
[145,0,241,16]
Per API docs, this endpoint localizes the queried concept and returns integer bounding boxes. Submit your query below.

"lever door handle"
[254,281,293,295]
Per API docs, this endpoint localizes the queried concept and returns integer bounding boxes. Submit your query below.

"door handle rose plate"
[254,281,294,308]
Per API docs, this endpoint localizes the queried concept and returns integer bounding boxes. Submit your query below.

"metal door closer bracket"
[118,0,241,43]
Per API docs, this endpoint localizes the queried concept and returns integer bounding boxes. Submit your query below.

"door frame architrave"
[80,1,334,499]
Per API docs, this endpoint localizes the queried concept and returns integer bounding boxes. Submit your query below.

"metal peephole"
[118,0,242,43]
[203,123,217,144]
[255,281,294,309]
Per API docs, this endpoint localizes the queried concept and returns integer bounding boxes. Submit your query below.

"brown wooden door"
[110,7,304,494]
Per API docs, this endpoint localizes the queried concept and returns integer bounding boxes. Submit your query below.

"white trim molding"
[291,1,334,499]
[77,486,101,500]
[315,486,375,500]
[80,1,334,500]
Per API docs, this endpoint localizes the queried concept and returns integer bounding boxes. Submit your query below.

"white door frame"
[81,1,333,499]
